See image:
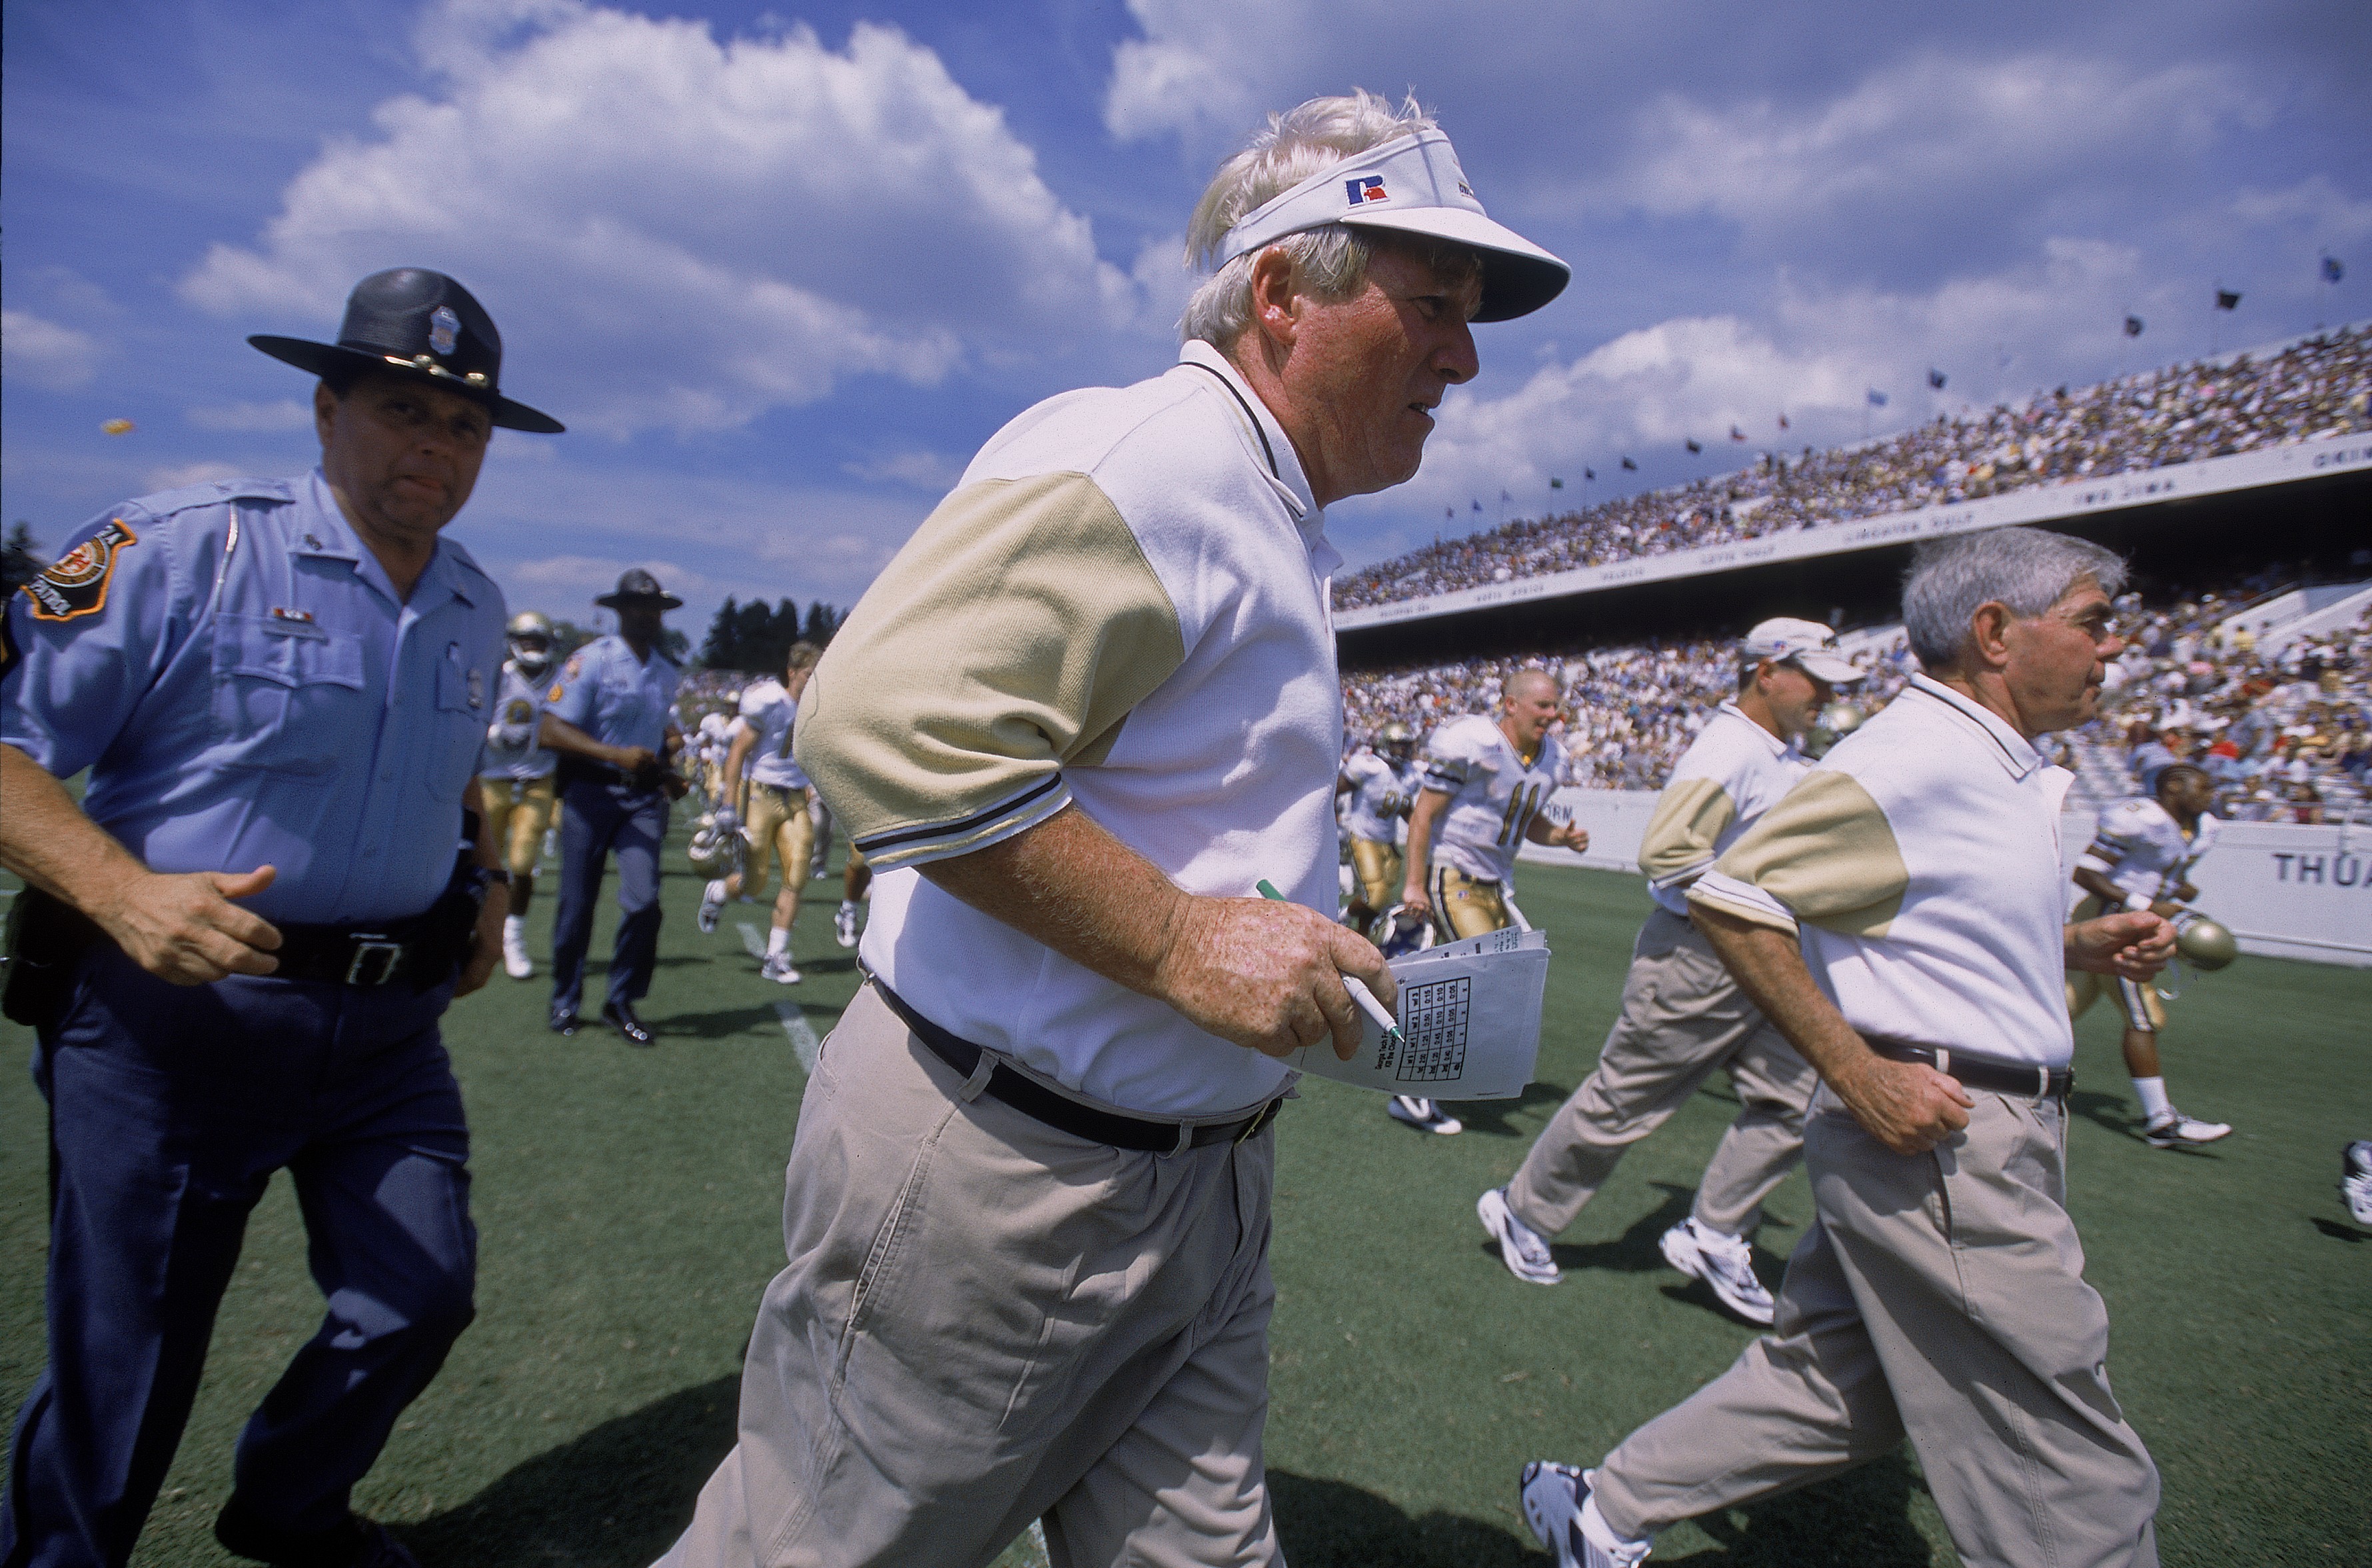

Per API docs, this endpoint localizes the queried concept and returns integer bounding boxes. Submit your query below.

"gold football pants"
[479,773,556,879]
[742,785,814,903]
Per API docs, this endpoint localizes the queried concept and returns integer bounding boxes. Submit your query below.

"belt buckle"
[345,937,403,986]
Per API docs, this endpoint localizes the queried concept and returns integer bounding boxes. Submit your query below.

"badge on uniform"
[24,520,137,623]
[468,667,485,709]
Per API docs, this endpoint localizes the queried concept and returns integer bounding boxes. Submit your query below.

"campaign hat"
[596,568,683,610]
[249,268,565,434]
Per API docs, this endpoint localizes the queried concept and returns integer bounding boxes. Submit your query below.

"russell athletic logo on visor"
[1216,127,1571,323]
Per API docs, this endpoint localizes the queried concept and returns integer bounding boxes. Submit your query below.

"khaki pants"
[741,785,813,903]
[1348,837,1401,913]
[1508,909,1814,1239]
[660,985,1283,1568]
[1594,1085,2159,1568]
[479,773,556,878]
[1431,863,1510,940]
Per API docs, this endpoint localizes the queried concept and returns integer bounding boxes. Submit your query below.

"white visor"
[1217,129,1570,322]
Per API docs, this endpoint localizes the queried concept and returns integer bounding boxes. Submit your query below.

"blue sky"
[6,0,2367,635]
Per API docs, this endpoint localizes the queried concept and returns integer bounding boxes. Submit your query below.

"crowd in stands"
[1341,578,2370,822]
[1334,324,2372,611]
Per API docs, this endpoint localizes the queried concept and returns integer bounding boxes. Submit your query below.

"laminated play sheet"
[1286,930,1551,1100]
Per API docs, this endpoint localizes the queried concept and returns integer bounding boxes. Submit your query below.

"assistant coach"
[661,91,1568,1567]
[0,268,562,1568]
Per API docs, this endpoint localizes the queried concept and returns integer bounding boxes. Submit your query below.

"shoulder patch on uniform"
[548,683,567,702]
[23,520,137,623]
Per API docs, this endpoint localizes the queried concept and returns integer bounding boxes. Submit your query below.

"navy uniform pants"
[549,779,670,1016]
[1,944,476,1568]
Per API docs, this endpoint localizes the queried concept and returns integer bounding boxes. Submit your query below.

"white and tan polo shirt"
[1638,700,1804,917]
[1688,675,2078,1067]
[794,340,1343,1116]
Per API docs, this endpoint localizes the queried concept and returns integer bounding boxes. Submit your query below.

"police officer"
[538,570,686,1044]
[0,268,563,1568]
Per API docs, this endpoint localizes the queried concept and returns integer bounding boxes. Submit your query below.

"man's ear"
[1248,246,1301,351]
[313,380,340,449]
[1967,600,2015,672]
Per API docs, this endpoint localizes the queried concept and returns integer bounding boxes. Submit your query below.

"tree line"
[698,596,843,673]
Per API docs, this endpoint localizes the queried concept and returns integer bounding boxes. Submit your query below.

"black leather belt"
[868,977,1283,1154]
[273,917,440,987]
[1868,1037,2072,1100]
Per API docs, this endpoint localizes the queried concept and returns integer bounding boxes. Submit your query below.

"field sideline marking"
[735,920,766,959]
[739,921,822,1070]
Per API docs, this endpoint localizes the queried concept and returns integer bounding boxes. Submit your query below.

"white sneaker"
[760,953,802,985]
[1520,1462,1650,1567]
[698,879,726,935]
[834,903,861,949]
[2142,1110,2232,1148]
[501,926,533,980]
[2343,1141,2372,1227]
[1387,1094,1462,1135]
[1478,1187,1561,1285]
[1659,1218,1776,1327]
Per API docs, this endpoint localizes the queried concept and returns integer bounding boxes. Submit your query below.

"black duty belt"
[1868,1037,2072,1100]
[867,977,1283,1154]
[271,915,443,987]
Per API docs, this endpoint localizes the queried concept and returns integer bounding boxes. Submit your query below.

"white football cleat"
[1387,1094,1462,1135]
[1478,1187,1561,1284]
[2142,1110,2232,1149]
[2342,1140,2372,1227]
[697,879,726,935]
[501,926,533,980]
[1520,1462,1650,1567]
[760,954,802,985]
[834,903,861,949]
[1660,1218,1776,1327]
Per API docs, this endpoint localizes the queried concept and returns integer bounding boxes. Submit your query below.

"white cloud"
[143,460,247,492]
[841,448,963,492]
[181,0,1139,438]
[187,398,316,432]
[3,310,103,390]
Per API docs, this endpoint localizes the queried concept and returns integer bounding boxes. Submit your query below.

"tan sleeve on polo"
[1638,776,1735,885]
[792,473,1186,870]
[1711,770,1909,937]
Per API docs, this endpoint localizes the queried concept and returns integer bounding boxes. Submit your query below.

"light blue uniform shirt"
[546,634,680,755]
[1,470,506,925]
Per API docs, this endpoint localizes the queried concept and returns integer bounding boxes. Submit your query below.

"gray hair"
[1181,91,1439,347]
[1901,527,2128,668]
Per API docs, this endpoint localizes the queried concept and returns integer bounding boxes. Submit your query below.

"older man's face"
[2002,578,2123,734]
[1285,242,1482,505]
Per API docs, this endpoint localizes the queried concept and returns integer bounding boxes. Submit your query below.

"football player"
[479,611,560,979]
[695,707,736,805]
[2068,761,2232,1147]
[698,643,822,982]
[1336,721,1421,937]
[1395,669,1588,1134]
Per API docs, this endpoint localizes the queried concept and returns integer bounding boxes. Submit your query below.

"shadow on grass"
[660,1005,796,1040]
[1439,1081,1572,1138]
[2068,1088,2135,1141]
[2309,1216,2368,1243]
[400,1376,738,1567]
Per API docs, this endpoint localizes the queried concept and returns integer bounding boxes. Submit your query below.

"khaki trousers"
[659,985,1283,1568]
[1593,1085,2159,1568]
[1508,909,1814,1239]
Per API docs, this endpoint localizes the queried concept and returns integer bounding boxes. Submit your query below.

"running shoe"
[1659,1218,1776,1327]
[1478,1186,1560,1284]
[1387,1094,1461,1135]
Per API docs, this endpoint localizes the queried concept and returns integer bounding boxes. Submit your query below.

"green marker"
[1257,879,1406,1048]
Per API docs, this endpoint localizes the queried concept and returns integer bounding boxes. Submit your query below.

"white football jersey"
[1340,749,1421,843]
[2077,797,2220,905]
[736,679,810,791]
[478,661,557,781]
[1420,713,1566,883]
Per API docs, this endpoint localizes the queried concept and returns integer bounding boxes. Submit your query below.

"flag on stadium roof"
[2323,255,2345,283]
[1620,456,1637,470]
[1729,425,1746,441]
[2215,288,2241,310]
[1471,500,1483,512]
[1866,388,1888,407]
[1582,466,1594,480]
[1928,368,1947,389]
[1684,437,1702,453]
[1777,411,1790,430]
[1550,476,1564,489]
[1500,488,1512,503]
[2123,314,2145,337]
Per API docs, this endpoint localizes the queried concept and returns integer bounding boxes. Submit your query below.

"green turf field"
[4,843,2367,1567]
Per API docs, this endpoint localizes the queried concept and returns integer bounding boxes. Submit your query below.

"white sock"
[839,899,858,915]
[503,915,525,941]
[2133,1076,2172,1121]
[767,927,792,957]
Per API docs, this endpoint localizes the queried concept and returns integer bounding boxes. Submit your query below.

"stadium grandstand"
[1337,322,2372,826]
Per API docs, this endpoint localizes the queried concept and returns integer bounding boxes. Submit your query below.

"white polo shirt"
[796,340,1342,1116]
[1637,699,1803,917]
[1690,675,2078,1068]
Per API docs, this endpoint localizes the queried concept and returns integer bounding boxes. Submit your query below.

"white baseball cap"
[1217,129,1570,322]
[1743,618,1862,683]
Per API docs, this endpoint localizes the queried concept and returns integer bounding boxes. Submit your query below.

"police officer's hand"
[454,887,504,997]
[1152,895,1397,1061]
[1833,1050,1974,1156]
[610,745,658,775]
[2067,909,2175,980]
[98,866,283,985]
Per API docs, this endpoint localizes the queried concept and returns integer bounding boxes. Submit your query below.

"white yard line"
[774,1002,820,1074]
[735,920,767,959]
